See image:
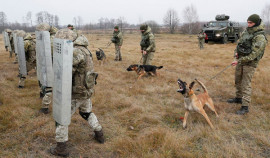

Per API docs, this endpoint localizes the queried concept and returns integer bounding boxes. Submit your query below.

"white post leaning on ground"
[53,38,73,125]
[13,33,18,55]
[17,37,27,76]
[35,31,53,87]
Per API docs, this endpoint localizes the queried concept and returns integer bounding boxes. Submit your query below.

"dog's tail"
[195,79,208,93]
[157,66,163,69]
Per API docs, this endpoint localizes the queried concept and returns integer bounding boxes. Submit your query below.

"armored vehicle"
[203,14,240,44]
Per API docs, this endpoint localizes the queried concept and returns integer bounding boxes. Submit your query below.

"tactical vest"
[111,32,120,43]
[76,46,97,90]
[140,32,150,48]
[237,30,267,60]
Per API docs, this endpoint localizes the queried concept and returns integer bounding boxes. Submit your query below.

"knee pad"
[79,111,91,120]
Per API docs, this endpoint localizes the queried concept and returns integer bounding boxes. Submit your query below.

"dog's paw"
[182,125,187,129]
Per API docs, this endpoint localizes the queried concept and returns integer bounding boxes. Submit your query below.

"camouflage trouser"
[115,44,122,60]
[42,87,52,108]
[142,52,154,65]
[18,75,26,87]
[199,40,204,49]
[55,98,102,142]
[235,64,256,106]
[9,51,13,58]
[14,54,18,63]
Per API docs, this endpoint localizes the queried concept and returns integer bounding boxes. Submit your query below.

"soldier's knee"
[79,111,91,120]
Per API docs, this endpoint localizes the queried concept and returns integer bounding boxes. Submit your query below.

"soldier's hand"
[143,50,147,55]
[231,61,238,66]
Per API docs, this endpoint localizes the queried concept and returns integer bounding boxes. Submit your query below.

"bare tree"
[54,15,59,27]
[163,9,180,34]
[117,16,127,31]
[261,4,270,33]
[26,11,32,27]
[182,4,199,34]
[36,11,58,26]
[145,20,160,34]
[0,11,8,29]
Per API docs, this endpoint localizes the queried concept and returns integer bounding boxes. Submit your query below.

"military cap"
[114,26,119,29]
[140,24,148,30]
[67,24,73,27]
[247,14,261,26]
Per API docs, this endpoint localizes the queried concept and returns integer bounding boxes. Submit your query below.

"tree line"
[1,4,270,34]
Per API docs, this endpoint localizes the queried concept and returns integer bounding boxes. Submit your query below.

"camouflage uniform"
[234,22,267,106]
[228,15,268,115]
[198,32,206,49]
[111,26,123,61]
[41,26,58,112]
[6,29,13,57]
[140,25,156,65]
[18,33,35,88]
[51,33,103,157]
[12,30,20,64]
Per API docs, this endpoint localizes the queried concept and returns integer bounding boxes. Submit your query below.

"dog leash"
[204,64,232,85]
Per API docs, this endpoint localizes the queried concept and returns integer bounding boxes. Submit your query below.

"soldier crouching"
[50,30,104,157]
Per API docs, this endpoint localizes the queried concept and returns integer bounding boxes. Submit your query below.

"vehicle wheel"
[222,35,228,44]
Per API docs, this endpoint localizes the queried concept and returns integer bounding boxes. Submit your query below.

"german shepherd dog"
[177,78,218,129]
[126,64,163,80]
[96,48,106,65]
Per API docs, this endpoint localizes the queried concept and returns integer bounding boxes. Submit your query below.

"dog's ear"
[189,81,195,89]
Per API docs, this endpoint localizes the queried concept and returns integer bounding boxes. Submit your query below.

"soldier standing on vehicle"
[140,24,156,65]
[111,26,123,61]
[198,31,206,50]
[227,14,268,115]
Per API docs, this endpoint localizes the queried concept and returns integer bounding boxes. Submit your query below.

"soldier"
[6,29,14,58]
[111,26,123,61]
[37,23,58,114]
[50,31,104,157]
[67,24,74,30]
[12,30,20,64]
[227,14,268,115]
[18,33,36,88]
[3,29,9,51]
[140,24,156,65]
[198,31,206,50]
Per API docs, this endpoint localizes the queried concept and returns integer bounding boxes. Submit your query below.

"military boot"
[236,106,249,115]
[94,129,104,144]
[39,108,49,114]
[227,98,242,104]
[50,141,69,157]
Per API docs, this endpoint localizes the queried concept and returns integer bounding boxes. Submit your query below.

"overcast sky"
[1,0,269,25]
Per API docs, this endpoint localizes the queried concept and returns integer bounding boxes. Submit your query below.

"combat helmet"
[73,35,89,46]
[36,23,50,31]
[24,33,32,40]
[49,26,58,35]
[5,29,12,33]
[17,30,26,37]
[55,28,77,41]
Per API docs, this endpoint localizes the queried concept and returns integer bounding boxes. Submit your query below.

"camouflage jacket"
[72,45,97,99]
[112,31,123,46]
[140,26,156,52]
[9,34,14,50]
[24,39,36,63]
[198,33,206,40]
[235,22,268,67]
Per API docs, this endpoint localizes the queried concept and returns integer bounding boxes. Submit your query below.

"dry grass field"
[0,32,269,158]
